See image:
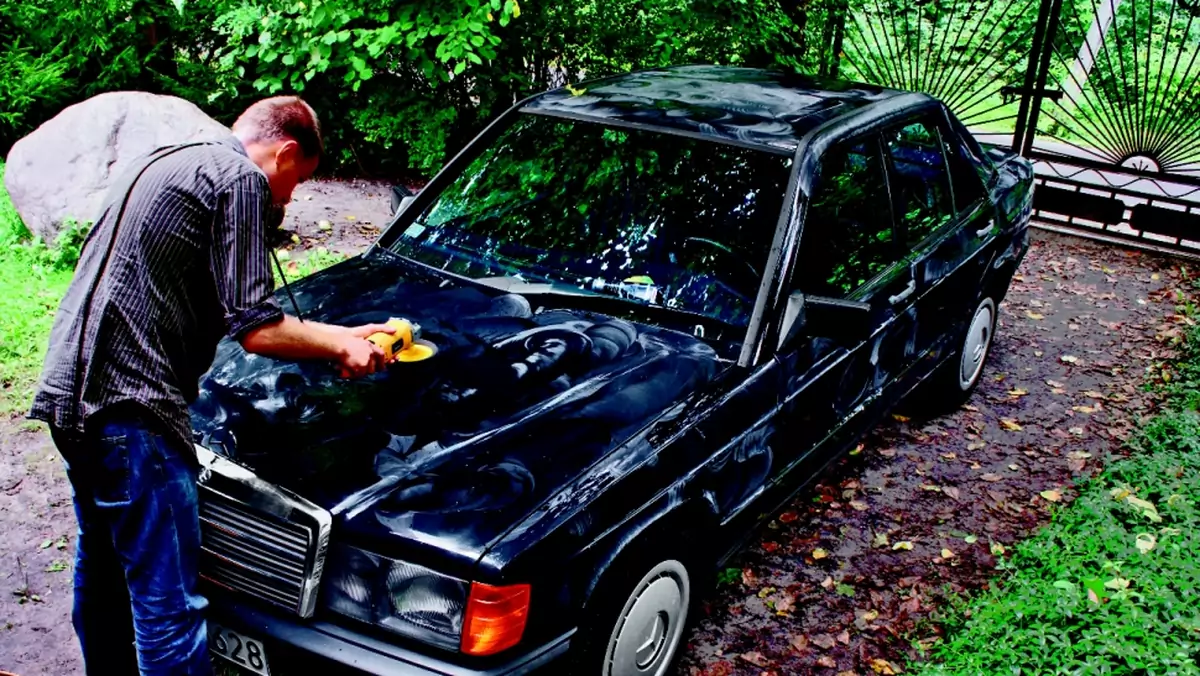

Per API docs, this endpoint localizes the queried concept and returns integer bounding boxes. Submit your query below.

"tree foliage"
[0,0,843,176]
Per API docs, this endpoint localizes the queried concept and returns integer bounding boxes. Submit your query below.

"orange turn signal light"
[460,582,531,656]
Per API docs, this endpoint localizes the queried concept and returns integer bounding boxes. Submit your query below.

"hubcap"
[959,299,995,390]
[604,560,690,676]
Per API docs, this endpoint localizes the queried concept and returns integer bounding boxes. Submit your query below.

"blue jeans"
[52,410,212,676]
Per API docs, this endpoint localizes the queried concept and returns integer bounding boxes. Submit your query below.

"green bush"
[0,160,74,413]
[0,0,844,177]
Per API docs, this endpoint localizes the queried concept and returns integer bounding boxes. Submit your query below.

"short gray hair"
[232,96,323,158]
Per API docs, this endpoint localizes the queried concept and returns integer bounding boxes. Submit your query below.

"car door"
[880,112,999,387]
[766,134,920,490]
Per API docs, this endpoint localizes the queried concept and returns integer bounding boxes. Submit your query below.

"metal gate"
[831,0,1200,255]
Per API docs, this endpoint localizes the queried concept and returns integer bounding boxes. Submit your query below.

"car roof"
[521,64,908,153]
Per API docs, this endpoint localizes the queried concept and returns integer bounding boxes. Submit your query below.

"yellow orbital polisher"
[367,318,438,363]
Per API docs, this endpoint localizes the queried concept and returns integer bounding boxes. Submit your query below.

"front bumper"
[209,596,572,675]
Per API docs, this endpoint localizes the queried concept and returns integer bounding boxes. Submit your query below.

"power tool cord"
[271,249,305,322]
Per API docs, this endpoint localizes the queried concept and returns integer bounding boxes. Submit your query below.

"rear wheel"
[915,296,997,413]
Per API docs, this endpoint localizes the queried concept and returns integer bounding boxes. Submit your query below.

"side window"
[798,137,898,298]
[883,119,956,248]
[940,122,987,209]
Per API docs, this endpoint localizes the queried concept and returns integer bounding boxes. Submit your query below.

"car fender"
[573,491,718,613]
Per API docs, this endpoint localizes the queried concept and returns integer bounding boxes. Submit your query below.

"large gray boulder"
[4,91,229,242]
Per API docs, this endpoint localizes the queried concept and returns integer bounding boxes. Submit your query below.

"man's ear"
[274,138,302,169]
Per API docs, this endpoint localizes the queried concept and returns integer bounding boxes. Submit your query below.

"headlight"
[323,545,468,651]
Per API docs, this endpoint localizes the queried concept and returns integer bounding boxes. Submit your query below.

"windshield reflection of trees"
[393,114,791,326]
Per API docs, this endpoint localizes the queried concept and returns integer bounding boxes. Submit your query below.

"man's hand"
[336,335,387,378]
[345,323,398,340]
[240,316,398,378]
[336,323,395,378]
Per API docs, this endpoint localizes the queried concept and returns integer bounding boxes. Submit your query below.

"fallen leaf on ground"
[1125,495,1163,522]
[870,658,899,674]
[892,541,914,551]
[1135,533,1156,554]
[812,634,836,649]
[967,441,986,451]
[1040,489,1063,502]
[740,652,770,667]
[817,656,837,668]
[1061,355,1079,364]
[1083,390,1105,399]
[1008,388,1029,397]
[791,634,809,652]
[941,548,955,559]
[964,534,978,543]
[981,473,1003,482]
[1026,311,1045,320]
[1104,577,1131,591]
[1046,379,1066,388]
[921,484,942,492]
[872,533,890,548]
[821,576,835,589]
[861,609,880,622]
[943,486,961,500]
[1073,405,1096,414]
[849,500,869,511]
[778,511,798,523]
[1000,419,1023,431]
[741,568,758,587]
[1069,427,1085,436]
[837,630,850,644]
[991,542,1006,555]
[892,414,910,422]
[963,404,979,411]
[812,548,828,560]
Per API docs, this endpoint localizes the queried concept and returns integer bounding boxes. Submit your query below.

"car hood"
[190,248,722,573]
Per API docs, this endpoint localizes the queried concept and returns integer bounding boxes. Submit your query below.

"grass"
[911,328,1200,674]
[0,160,74,415]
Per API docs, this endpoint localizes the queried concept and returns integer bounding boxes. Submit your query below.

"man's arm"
[211,172,391,377]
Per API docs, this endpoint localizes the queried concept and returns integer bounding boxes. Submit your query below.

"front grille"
[194,445,333,618]
[200,498,312,613]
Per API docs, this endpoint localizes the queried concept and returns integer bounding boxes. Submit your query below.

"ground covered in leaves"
[678,231,1194,675]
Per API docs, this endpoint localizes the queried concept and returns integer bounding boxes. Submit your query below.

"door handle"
[888,278,917,305]
[976,220,995,238]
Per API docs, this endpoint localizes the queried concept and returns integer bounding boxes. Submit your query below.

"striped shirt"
[29,136,284,452]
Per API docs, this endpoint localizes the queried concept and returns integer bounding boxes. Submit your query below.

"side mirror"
[779,291,873,350]
[390,185,418,215]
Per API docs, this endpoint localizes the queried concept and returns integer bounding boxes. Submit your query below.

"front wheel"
[572,558,693,676]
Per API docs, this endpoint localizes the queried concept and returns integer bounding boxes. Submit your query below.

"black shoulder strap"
[71,141,220,408]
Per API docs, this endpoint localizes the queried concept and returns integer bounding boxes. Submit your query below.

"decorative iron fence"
[828,0,1200,255]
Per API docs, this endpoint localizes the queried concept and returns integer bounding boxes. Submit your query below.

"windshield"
[389,113,792,327]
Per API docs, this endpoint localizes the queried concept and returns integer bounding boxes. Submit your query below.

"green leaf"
[453,60,466,75]
[170,0,185,14]
[282,53,295,66]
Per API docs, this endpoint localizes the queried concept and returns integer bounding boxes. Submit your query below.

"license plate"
[209,623,271,675]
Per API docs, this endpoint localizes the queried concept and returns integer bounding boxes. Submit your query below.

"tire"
[917,296,997,413]
[570,557,694,676]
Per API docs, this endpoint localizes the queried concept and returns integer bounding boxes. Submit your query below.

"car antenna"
[271,249,305,322]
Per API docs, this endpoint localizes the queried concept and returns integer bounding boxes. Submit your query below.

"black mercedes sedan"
[191,65,1034,676]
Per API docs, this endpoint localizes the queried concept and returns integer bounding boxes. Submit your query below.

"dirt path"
[678,232,1190,675]
[0,204,1190,674]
